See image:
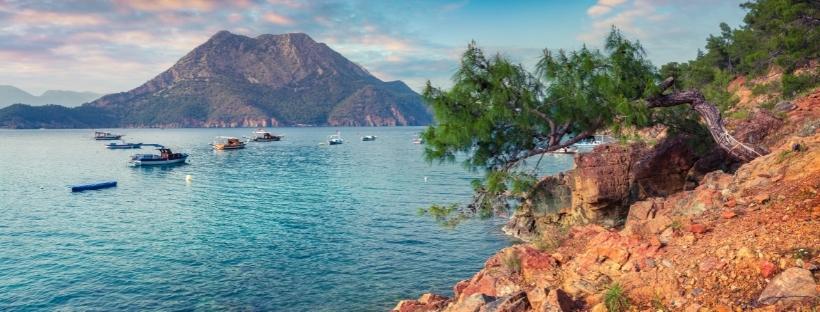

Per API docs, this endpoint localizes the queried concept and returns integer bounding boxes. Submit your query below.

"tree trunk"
[647,89,766,162]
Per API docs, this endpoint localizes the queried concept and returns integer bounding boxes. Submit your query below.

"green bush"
[782,73,819,98]
[501,252,521,274]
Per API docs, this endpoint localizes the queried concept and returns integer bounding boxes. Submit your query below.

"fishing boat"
[128,148,188,166]
[94,131,123,140]
[105,141,142,149]
[328,132,344,145]
[361,135,377,141]
[212,136,246,150]
[250,129,283,142]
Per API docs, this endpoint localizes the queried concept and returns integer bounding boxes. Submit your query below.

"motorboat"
[106,141,142,149]
[361,135,377,141]
[94,131,123,140]
[212,136,246,150]
[328,132,344,145]
[129,148,188,166]
[412,136,424,144]
[250,129,283,142]
[573,135,610,149]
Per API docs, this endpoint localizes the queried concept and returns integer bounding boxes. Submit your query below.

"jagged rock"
[445,294,496,312]
[478,291,530,312]
[774,100,795,112]
[757,268,817,305]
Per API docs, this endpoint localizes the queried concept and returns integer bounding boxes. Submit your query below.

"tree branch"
[647,77,766,162]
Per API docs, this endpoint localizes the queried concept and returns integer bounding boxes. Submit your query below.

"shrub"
[782,73,819,98]
[532,226,569,252]
[604,283,630,312]
[501,251,521,274]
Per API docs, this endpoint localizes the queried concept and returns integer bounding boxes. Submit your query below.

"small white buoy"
[185,175,192,183]
[424,176,428,183]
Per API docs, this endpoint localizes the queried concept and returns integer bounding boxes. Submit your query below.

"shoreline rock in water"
[394,89,819,311]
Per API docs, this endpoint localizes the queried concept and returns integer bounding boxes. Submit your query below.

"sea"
[0,127,574,311]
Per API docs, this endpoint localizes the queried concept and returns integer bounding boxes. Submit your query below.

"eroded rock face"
[506,134,729,241]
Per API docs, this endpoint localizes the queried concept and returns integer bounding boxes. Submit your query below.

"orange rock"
[760,261,777,278]
[753,193,770,204]
[724,198,737,208]
[688,223,707,234]
[721,210,737,219]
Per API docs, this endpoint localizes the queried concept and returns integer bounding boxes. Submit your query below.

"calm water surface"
[0,127,573,311]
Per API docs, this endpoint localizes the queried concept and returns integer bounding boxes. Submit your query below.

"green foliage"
[727,108,752,120]
[782,73,819,98]
[604,283,630,312]
[421,28,657,219]
[417,203,467,228]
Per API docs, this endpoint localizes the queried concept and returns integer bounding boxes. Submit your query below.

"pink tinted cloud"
[263,12,294,25]
[12,9,107,26]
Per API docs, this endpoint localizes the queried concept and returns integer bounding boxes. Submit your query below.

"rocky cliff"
[394,83,820,311]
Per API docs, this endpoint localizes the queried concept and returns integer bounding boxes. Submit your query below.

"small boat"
[361,135,377,141]
[106,141,142,149]
[94,131,123,140]
[129,148,188,166]
[212,136,246,150]
[328,132,344,145]
[412,136,424,144]
[573,135,610,149]
[70,180,117,192]
[250,129,283,142]
[551,146,577,154]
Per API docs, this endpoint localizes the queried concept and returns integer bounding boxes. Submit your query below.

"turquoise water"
[0,127,573,311]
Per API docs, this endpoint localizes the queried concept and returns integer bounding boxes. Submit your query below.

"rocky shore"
[393,86,819,311]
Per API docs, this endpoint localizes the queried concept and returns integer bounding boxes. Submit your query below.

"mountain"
[0,85,101,108]
[85,31,431,127]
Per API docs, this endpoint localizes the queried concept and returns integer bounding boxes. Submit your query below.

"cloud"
[263,12,294,25]
[586,0,627,16]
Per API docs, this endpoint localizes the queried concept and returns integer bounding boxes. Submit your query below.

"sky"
[0,0,747,95]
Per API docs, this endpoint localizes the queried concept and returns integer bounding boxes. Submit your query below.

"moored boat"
[573,135,610,149]
[412,136,424,144]
[106,141,142,149]
[328,132,344,145]
[129,148,188,166]
[361,135,377,141]
[212,136,246,150]
[94,131,123,140]
[250,129,283,142]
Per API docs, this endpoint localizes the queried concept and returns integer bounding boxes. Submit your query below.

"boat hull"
[129,157,187,166]
[70,181,117,192]
[95,136,123,140]
[213,144,246,150]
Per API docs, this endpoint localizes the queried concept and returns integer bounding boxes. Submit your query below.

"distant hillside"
[0,104,114,129]
[86,31,431,128]
[0,31,432,129]
[0,85,101,108]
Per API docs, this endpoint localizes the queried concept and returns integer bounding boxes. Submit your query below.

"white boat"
[212,136,246,150]
[328,132,344,145]
[129,148,188,166]
[361,135,377,141]
[573,135,610,149]
[412,136,424,144]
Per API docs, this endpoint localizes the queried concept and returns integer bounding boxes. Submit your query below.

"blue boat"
[70,181,117,192]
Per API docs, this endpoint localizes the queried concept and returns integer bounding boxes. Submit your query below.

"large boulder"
[757,268,818,306]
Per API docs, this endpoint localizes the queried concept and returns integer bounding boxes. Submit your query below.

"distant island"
[0,31,432,129]
[0,85,101,108]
